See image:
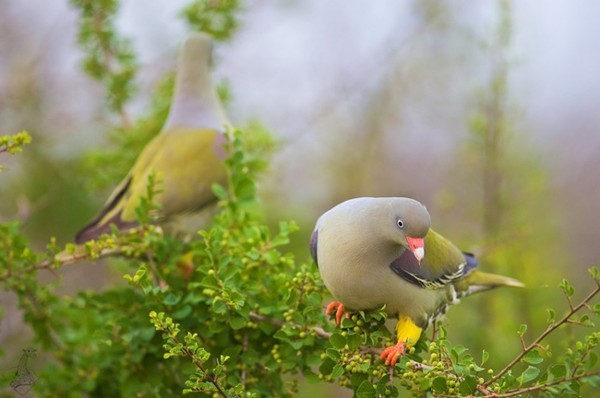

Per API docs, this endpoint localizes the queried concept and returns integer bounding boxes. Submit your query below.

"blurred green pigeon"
[76,33,229,243]
[310,197,524,366]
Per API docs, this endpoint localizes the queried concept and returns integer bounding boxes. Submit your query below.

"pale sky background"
[1,0,599,266]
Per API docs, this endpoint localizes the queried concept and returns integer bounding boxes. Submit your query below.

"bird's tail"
[457,270,525,296]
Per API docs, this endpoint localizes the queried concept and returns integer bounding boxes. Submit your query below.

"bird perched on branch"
[310,197,524,366]
[76,33,229,243]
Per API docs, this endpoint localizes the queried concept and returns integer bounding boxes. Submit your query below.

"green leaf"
[163,293,181,306]
[326,348,340,361]
[588,266,600,281]
[304,372,320,384]
[329,333,346,349]
[522,349,544,365]
[230,316,246,330]
[519,366,540,385]
[431,376,447,393]
[212,297,227,315]
[550,364,566,378]
[584,375,600,387]
[346,333,362,350]
[546,308,556,323]
[420,377,432,391]
[211,183,228,200]
[356,380,376,398]
[579,314,594,327]
[517,324,527,337]
[560,279,574,297]
[172,305,192,319]
[305,353,321,367]
[458,375,478,394]
[450,345,467,362]
[319,358,335,375]
[201,274,220,289]
[481,349,489,366]
[331,364,345,379]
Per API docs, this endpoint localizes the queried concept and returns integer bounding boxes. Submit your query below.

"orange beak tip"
[406,237,425,264]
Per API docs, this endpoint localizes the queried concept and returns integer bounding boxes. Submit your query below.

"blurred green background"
[1,0,599,396]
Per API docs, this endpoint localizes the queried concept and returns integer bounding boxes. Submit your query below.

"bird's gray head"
[316,197,431,265]
[380,198,430,262]
[331,197,431,263]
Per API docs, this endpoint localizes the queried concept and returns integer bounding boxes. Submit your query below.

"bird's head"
[386,198,430,264]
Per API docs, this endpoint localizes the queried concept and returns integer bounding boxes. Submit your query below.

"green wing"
[389,229,475,289]
[75,128,227,243]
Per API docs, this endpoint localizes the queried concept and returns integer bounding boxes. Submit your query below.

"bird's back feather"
[75,128,226,243]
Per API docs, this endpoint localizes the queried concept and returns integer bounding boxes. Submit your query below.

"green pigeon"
[76,33,229,243]
[310,197,524,366]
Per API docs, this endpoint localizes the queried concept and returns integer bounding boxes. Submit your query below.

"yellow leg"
[380,316,423,366]
[396,315,422,348]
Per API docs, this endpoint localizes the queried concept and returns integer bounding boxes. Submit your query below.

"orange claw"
[325,301,345,325]
[380,340,406,367]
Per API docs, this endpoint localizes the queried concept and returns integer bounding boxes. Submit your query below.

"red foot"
[325,301,345,325]
[380,341,406,367]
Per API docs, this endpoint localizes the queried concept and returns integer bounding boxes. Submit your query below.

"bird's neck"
[164,66,230,132]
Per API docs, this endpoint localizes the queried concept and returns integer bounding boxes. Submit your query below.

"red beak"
[406,237,425,264]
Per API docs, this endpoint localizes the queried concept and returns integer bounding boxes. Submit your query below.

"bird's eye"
[396,218,404,229]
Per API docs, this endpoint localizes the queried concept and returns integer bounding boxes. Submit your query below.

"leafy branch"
[181,0,241,41]
[70,0,137,127]
[484,269,600,389]
[149,311,231,396]
[0,131,31,171]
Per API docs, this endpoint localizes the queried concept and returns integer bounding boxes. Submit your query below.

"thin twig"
[476,384,495,396]
[248,312,331,339]
[483,282,600,388]
[493,370,600,398]
[160,328,228,397]
[0,248,121,282]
